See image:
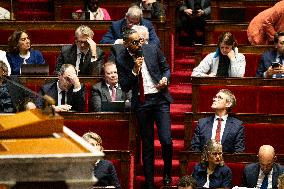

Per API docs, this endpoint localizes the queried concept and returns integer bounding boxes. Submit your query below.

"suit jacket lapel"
[252,164,261,186]
[221,116,233,144]
[102,82,112,101]
[116,84,123,100]
[272,164,278,188]
[206,116,214,141]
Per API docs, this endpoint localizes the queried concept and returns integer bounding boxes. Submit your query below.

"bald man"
[242,145,284,189]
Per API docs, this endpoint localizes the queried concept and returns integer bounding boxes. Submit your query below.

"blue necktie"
[260,174,268,189]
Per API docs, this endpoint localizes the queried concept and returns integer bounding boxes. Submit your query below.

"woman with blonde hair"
[192,139,232,188]
[82,132,121,189]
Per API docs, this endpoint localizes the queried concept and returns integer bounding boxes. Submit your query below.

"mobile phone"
[271,62,281,68]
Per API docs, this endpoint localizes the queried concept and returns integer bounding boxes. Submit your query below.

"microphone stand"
[3,76,56,116]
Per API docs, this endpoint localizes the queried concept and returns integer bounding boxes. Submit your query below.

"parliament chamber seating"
[211,0,277,21]
[103,150,134,189]
[191,77,284,114]
[194,44,273,77]
[184,112,284,154]
[179,151,284,186]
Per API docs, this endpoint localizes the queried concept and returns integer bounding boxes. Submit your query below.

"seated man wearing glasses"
[55,25,104,76]
[100,5,160,47]
[191,89,245,153]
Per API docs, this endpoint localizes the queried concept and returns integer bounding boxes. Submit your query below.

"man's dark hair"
[177,175,197,189]
[122,28,137,42]
[274,31,284,44]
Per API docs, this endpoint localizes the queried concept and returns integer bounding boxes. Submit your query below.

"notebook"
[21,64,49,75]
[101,101,126,112]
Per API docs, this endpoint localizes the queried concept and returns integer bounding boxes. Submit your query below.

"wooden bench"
[59,112,137,153]
[193,44,274,77]
[184,112,284,153]
[179,151,284,186]
[205,21,249,44]
[103,150,133,189]
[211,0,277,21]
[191,77,284,114]
[0,20,172,67]
[0,44,112,75]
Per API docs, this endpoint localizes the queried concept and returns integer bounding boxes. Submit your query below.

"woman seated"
[82,132,121,189]
[191,32,246,77]
[192,139,232,189]
[6,30,45,75]
[76,0,111,20]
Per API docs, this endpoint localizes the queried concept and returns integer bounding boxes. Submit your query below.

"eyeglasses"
[131,38,142,46]
[76,40,89,46]
[210,152,223,156]
[213,95,224,101]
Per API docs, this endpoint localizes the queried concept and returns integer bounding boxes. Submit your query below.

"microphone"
[135,47,143,58]
[3,76,56,115]
[135,47,143,74]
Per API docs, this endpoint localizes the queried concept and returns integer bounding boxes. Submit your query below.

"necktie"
[260,174,268,189]
[138,72,145,103]
[61,91,66,105]
[79,53,85,71]
[215,118,222,142]
[111,86,116,101]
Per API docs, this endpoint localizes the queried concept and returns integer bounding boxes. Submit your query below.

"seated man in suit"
[0,60,36,112]
[100,5,160,47]
[55,25,104,76]
[37,64,85,112]
[89,61,131,112]
[242,145,284,189]
[191,89,245,153]
[256,31,284,78]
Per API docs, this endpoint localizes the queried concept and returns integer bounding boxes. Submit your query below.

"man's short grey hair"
[126,5,143,18]
[75,25,94,39]
[0,60,8,73]
[58,64,76,75]
[132,25,149,41]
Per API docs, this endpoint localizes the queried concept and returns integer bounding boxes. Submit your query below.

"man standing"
[111,29,173,189]
[191,89,245,153]
[89,61,131,112]
[37,64,85,112]
[256,31,284,78]
[242,145,284,189]
[55,25,104,75]
[100,5,160,47]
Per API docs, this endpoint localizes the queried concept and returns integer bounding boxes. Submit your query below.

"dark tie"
[215,118,222,142]
[61,91,66,105]
[260,174,268,189]
[139,72,145,103]
[111,86,116,101]
[79,52,85,71]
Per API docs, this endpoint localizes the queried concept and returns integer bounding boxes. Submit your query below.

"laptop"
[101,101,126,112]
[21,64,49,75]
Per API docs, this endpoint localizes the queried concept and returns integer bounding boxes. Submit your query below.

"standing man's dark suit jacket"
[89,81,131,112]
[242,163,284,189]
[256,49,279,77]
[55,44,104,75]
[99,18,160,47]
[36,81,85,112]
[191,116,245,153]
[111,44,172,110]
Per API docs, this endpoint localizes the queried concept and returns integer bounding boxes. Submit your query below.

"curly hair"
[200,139,224,167]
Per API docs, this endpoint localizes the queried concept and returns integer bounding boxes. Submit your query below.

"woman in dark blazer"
[192,139,232,189]
[82,132,121,189]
